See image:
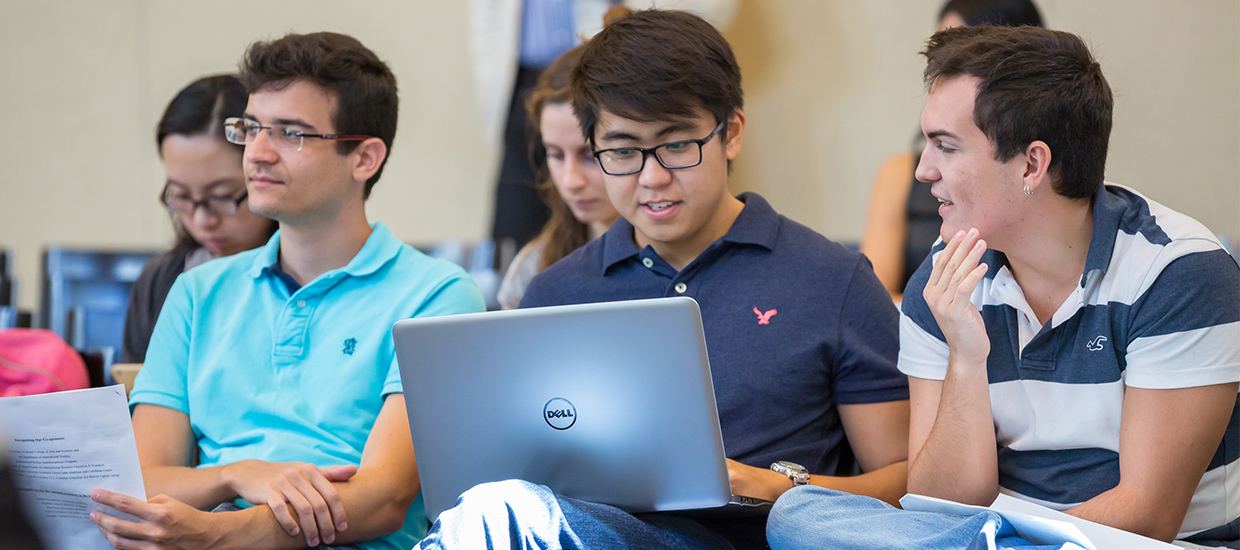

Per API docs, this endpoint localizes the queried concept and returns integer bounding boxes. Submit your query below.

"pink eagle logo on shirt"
[753,307,778,325]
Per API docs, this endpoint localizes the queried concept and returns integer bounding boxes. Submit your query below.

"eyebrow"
[241,113,317,131]
[925,130,959,141]
[597,120,698,144]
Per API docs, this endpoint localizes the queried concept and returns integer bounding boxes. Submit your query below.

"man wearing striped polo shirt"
[888,25,1240,547]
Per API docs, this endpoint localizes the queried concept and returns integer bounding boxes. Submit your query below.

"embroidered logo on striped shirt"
[1086,335,1107,352]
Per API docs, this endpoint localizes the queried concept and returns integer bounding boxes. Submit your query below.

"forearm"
[216,469,419,549]
[908,355,998,504]
[141,464,235,510]
[809,461,908,507]
[1067,484,1183,542]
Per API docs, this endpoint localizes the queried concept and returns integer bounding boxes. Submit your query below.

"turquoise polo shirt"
[129,222,485,550]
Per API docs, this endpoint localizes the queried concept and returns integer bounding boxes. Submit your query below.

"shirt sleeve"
[128,275,194,413]
[382,273,487,396]
[1124,247,1240,389]
[831,255,909,404]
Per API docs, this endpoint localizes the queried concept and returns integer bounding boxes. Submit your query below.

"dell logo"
[543,397,577,430]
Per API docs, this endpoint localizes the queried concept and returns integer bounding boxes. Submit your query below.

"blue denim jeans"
[210,502,362,550]
[414,480,763,550]
[767,486,1071,550]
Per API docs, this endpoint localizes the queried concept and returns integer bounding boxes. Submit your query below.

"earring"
[1023,185,1033,196]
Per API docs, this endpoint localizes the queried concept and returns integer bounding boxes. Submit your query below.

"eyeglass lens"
[223,118,303,151]
[599,142,702,175]
[162,190,246,216]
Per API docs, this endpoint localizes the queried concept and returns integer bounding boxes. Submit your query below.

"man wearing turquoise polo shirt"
[88,33,485,550]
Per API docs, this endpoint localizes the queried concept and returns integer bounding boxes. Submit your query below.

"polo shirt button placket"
[674,282,687,294]
[296,300,307,308]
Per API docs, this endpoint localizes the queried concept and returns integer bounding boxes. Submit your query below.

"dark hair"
[157,74,247,150]
[922,25,1112,199]
[156,75,276,249]
[939,0,1043,28]
[239,32,398,198]
[526,45,592,270]
[571,9,743,144]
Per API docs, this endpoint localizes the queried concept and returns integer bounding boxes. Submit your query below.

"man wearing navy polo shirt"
[415,10,908,550]
[89,33,485,550]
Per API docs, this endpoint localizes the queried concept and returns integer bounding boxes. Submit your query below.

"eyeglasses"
[223,117,373,152]
[161,186,249,217]
[591,121,725,176]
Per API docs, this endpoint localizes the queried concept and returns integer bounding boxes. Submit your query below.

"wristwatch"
[770,460,811,486]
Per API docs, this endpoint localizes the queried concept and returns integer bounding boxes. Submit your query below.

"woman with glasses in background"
[121,75,277,363]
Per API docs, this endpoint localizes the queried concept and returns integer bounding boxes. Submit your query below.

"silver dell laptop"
[393,297,771,522]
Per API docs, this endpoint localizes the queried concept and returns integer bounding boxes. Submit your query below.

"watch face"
[777,461,806,472]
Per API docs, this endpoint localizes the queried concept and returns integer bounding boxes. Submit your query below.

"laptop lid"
[393,297,732,522]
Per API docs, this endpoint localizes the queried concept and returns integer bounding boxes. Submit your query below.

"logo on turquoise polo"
[343,338,358,356]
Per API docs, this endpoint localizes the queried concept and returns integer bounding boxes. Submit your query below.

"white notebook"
[900,492,1178,550]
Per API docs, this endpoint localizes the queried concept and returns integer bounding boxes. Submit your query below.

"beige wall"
[1,0,1236,311]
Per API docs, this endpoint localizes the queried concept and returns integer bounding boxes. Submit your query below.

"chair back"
[39,247,157,351]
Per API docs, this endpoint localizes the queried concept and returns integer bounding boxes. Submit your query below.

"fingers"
[90,508,149,540]
[310,469,350,534]
[287,470,341,545]
[278,480,323,547]
[89,499,164,549]
[945,237,987,300]
[959,262,989,301]
[927,230,983,300]
[320,464,358,482]
[263,486,302,539]
[91,489,156,523]
[927,230,965,288]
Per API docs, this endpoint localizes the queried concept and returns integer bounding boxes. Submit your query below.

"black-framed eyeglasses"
[591,121,725,176]
[161,186,249,217]
[223,117,373,152]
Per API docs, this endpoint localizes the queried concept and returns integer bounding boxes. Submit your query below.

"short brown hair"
[239,32,398,198]
[923,25,1112,199]
[571,9,743,143]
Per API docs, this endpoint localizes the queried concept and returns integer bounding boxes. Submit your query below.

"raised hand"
[923,228,990,366]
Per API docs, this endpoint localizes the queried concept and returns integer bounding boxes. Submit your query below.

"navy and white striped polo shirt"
[899,183,1240,541]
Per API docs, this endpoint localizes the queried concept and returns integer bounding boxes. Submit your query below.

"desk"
[110,363,141,396]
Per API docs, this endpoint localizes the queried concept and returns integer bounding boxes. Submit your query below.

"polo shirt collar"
[599,192,780,275]
[1080,183,1123,287]
[721,192,780,250]
[248,221,402,281]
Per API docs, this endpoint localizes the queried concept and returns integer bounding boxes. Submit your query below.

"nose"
[245,127,278,165]
[636,152,671,188]
[914,147,939,183]
[562,157,588,192]
[188,204,222,230]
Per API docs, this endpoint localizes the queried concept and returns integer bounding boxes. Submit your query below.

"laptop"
[393,296,772,522]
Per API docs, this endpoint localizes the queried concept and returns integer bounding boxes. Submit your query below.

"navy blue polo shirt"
[520,193,908,476]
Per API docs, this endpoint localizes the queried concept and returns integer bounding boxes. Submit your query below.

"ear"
[724,108,746,161]
[1021,140,1052,194]
[349,137,388,185]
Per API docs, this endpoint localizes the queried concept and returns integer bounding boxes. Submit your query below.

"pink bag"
[0,329,89,397]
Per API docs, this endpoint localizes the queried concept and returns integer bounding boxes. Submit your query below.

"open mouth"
[647,201,675,211]
[936,197,954,206]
